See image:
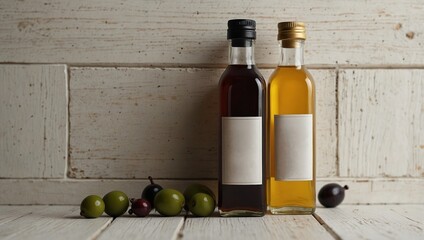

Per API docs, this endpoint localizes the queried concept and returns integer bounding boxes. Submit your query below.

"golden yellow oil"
[268,66,316,214]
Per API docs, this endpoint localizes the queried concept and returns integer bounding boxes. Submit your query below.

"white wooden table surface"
[0,205,423,240]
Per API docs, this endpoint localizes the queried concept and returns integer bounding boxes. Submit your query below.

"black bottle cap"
[227,19,256,40]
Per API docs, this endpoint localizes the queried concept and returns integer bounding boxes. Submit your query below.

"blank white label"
[275,114,313,181]
[222,117,262,185]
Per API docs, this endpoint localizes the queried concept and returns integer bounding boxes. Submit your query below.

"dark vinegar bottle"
[218,19,266,217]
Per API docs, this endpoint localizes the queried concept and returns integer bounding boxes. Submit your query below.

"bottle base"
[269,206,315,215]
[219,209,265,217]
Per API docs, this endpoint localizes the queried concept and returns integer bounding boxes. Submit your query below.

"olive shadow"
[63,215,112,219]
[185,211,221,218]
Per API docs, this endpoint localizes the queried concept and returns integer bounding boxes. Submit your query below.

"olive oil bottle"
[218,19,266,217]
[268,22,316,214]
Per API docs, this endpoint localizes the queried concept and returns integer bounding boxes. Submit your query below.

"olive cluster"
[80,177,216,218]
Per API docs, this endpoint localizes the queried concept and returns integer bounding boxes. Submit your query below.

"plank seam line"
[313,213,342,240]
[90,218,114,240]
[3,177,424,181]
[65,64,71,179]
[2,62,424,69]
[68,64,424,69]
[335,66,340,177]
[174,213,188,240]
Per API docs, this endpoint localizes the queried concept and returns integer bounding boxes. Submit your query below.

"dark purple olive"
[318,183,349,208]
[128,198,151,217]
[141,176,163,208]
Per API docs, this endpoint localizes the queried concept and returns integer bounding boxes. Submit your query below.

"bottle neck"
[278,40,304,67]
[229,39,255,65]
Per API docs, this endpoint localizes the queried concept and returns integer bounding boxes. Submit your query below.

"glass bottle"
[268,22,316,214]
[218,19,266,217]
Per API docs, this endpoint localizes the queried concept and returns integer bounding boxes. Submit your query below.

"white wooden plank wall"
[0,0,423,204]
[0,65,67,178]
[339,70,424,177]
[69,68,221,179]
[0,0,423,65]
[1,178,423,205]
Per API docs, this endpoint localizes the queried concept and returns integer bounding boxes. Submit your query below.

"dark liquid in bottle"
[218,64,266,215]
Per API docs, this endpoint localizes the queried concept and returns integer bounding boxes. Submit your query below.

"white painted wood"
[1,178,423,205]
[316,205,424,240]
[0,65,67,178]
[338,69,424,177]
[312,69,337,177]
[69,67,220,179]
[0,206,47,226]
[97,213,184,240]
[0,0,422,65]
[0,179,217,205]
[0,206,112,240]
[384,205,424,225]
[182,214,332,240]
[0,205,422,239]
[69,68,336,179]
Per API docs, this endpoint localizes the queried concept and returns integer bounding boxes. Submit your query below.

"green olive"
[103,191,129,217]
[154,189,185,216]
[80,195,105,218]
[188,193,215,217]
[183,184,216,210]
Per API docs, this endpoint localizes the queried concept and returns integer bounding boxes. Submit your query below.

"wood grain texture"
[182,214,333,240]
[312,69,337,177]
[338,69,424,177]
[0,0,423,65]
[97,214,184,240]
[69,67,220,179]
[69,68,336,179]
[0,205,423,240]
[0,179,217,205]
[0,206,47,227]
[316,205,424,240]
[1,178,423,205]
[0,206,112,240]
[0,65,67,178]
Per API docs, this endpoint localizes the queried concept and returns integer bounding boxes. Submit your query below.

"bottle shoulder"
[269,66,315,86]
[219,65,266,86]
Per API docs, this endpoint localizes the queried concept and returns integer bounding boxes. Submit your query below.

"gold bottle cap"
[278,21,306,40]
